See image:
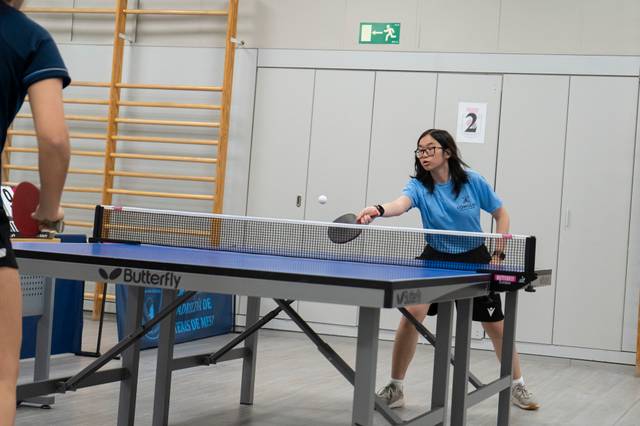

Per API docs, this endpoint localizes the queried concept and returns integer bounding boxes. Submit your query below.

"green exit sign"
[359,22,400,45]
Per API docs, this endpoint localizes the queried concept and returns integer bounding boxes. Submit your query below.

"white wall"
[27,1,640,55]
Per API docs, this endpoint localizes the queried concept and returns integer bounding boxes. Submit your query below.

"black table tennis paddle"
[327,213,363,244]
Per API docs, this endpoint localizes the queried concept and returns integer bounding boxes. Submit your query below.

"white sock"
[512,376,525,387]
[390,378,404,390]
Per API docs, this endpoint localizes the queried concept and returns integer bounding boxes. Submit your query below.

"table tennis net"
[94,206,535,276]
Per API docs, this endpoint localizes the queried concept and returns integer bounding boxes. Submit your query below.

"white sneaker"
[511,383,540,410]
[376,382,405,409]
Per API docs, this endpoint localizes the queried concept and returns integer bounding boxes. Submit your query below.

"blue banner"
[116,286,233,349]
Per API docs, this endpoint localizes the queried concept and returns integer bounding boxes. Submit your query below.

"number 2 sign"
[456,102,487,144]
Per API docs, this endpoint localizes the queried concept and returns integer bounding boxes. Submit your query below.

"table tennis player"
[356,128,539,411]
[0,1,70,423]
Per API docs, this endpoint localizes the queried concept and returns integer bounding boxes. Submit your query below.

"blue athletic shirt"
[402,169,502,253]
[0,2,71,147]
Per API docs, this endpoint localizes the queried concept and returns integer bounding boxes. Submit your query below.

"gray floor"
[16,313,640,426]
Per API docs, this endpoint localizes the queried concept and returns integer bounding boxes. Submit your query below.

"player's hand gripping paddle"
[12,182,64,237]
[327,213,362,244]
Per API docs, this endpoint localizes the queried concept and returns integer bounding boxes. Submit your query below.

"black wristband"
[374,204,385,217]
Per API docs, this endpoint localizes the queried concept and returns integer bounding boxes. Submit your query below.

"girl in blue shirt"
[357,129,538,411]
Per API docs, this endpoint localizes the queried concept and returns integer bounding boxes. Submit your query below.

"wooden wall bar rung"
[4,147,36,154]
[9,130,108,141]
[113,135,217,145]
[68,168,104,175]
[3,183,102,194]
[124,9,228,16]
[67,133,108,140]
[65,99,110,106]
[25,96,109,106]
[107,188,215,200]
[61,203,96,210]
[110,170,215,182]
[115,118,220,128]
[23,8,227,16]
[63,186,102,193]
[5,147,104,157]
[2,165,102,175]
[117,83,222,92]
[110,152,217,163]
[64,115,109,123]
[71,81,111,88]
[16,114,108,123]
[23,7,115,14]
[118,100,220,110]
[1,165,37,172]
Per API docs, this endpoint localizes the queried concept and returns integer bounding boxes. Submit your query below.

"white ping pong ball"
[318,195,327,204]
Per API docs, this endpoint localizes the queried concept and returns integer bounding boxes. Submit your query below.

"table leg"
[240,296,260,405]
[28,277,55,406]
[152,289,178,426]
[498,291,518,426]
[431,301,454,426]
[352,307,380,426]
[450,298,473,426]
[117,286,144,426]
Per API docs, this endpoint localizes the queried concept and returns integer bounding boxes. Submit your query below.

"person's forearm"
[357,196,411,224]
[494,209,510,254]
[37,136,69,215]
[495,213,510,234]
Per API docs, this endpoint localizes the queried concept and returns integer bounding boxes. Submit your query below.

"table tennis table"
[14,206,550,426]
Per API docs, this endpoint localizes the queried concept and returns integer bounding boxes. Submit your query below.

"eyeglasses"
[414,147,443,158]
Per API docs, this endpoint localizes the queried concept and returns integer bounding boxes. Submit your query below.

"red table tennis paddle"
[12,182,63,237]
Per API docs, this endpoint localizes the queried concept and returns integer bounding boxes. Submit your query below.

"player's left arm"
[491,206,510,261]
[492,206,510,234]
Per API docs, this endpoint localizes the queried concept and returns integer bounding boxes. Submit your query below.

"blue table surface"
[13,242,490,284]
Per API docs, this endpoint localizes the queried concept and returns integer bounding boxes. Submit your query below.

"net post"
[524,236,536,277]
[92,205,105,240]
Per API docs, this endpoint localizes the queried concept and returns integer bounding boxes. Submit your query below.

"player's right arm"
[28,78,70,223]
[356,195,412,224]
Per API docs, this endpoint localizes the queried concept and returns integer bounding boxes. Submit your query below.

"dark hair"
[413,129,469,197]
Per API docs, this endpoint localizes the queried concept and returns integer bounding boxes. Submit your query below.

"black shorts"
[0,210,18,269]
[419,244,504,323]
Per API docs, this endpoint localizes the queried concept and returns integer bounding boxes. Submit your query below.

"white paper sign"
[456,102,487,144]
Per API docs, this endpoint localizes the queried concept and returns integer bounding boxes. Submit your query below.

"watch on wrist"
[374,204,385,217]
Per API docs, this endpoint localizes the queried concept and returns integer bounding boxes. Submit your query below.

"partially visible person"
[1,1,70,423]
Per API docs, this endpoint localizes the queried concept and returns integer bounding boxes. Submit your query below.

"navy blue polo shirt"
[0,2,71,147]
